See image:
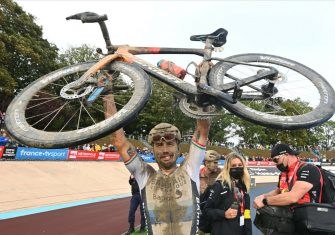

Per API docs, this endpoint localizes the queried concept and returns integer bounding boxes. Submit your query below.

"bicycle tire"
[208,53,335,129]
[5,61,151,148]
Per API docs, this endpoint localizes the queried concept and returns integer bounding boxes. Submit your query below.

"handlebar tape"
[66,12,108,23]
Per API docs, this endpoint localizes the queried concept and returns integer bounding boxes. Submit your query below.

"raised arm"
[111,129,135,163]
[192,119,211,145]
[103,93,136,163]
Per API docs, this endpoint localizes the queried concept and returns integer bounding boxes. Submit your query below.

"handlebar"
[66,12,108,23]
[66,12,112,52]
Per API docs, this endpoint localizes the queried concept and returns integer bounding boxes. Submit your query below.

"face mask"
[276,163,288,172]
[230,167,244,179]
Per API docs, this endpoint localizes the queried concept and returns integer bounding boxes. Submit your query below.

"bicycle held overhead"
[5,12,335,148]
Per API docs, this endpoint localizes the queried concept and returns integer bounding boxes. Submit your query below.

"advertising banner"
[248,167,280,176]
[15,147,68,160]
[2,147,17,159]
[0,146,4,158]
[98,152,120,161]
[247,161,276,166]
[67,150,99,160]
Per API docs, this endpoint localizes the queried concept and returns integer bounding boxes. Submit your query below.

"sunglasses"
[272,156,280,163]
[152,133,176,143]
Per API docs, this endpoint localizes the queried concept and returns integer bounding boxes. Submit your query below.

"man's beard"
[156,152,177,170]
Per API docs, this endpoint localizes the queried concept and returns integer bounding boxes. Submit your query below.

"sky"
[15,0,335,90]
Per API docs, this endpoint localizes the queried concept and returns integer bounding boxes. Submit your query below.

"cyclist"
[112,119,210,235]
[199,150,222,235]
[253,144,323,235]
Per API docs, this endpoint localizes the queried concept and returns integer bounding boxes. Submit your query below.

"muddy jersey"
[125,140,206,235]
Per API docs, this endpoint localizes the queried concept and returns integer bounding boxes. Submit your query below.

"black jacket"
[203,180,252,235]
[129,177,140,195]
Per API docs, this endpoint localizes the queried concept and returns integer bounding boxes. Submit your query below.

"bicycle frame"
[67,12,278,105]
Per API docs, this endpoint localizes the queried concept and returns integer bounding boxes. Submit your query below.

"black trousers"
[128,193,146,228]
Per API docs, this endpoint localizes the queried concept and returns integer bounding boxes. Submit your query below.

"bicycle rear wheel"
[208,53,335,129]
[5,61,151,148]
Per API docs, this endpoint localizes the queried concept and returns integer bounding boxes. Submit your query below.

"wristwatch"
[262,198,268,206]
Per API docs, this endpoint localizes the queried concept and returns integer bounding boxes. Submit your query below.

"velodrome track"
[0,161,277,235]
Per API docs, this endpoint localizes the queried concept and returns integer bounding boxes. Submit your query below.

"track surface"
[0,184,274,235]
[0,197,141,235]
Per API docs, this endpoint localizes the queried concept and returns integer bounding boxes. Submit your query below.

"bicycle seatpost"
[198,38,214,85]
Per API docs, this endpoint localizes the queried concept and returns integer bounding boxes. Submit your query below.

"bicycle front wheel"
[208,53,335,129]
[5,61,151,148]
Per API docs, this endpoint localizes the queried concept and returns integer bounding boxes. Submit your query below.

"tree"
[57,44,101,66]
[124,79,195,137]
[0,0,59,111]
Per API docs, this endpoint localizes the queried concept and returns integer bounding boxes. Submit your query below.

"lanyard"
[233,186,245,213]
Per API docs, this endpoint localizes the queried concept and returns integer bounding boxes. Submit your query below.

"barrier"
[16,147,68,160]
[68,150,120,161]
[0,146,4,158]
[1,147,17,159]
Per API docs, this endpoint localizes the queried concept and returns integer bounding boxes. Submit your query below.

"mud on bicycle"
[5,12,335,148]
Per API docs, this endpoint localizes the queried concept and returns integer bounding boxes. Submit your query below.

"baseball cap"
[271,144,300,158]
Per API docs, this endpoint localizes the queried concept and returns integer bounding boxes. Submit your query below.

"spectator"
[203,152,252,235]
[125,175,146,234]
[199,150,222,234]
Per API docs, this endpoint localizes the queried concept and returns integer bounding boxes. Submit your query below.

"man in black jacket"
[125,175,146,234]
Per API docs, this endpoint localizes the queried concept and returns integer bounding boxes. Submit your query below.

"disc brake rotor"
[60,84,94,99]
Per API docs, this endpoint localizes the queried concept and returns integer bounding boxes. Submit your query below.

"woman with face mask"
[203,152,252,235]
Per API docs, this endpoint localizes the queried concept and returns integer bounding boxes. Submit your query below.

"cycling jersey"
[125,140,206,235]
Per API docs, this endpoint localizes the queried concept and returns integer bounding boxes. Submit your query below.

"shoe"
[139,227,146,233]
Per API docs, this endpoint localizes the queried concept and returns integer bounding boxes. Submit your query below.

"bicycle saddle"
[190,28,228,47]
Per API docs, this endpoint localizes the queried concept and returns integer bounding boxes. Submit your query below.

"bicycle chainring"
[178,96,222,119]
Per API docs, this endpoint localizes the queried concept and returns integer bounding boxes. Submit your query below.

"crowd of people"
[110,115,335,235]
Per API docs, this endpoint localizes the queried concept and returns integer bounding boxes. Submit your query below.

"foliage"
[57,44,102,66]
[0,0,59,111]
[124,79,195,136]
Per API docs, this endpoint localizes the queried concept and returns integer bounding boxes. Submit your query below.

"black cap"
[270,144,300,158]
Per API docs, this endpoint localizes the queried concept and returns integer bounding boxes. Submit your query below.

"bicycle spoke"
[59,109,80,132]
[77,98,84,130]
[26,109,60,120]
[31,104,66,127]
[43,102,69,131]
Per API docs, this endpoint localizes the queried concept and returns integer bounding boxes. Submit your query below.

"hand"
[225,208,238,219]
[111,128,129,153]
[194,119,211,145]
[253,194,265,209]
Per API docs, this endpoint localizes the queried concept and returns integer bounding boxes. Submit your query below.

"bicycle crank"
[178,96,222,119]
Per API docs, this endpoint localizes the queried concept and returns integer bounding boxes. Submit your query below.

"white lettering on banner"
[248,167,280,176]
[19,149,67,157]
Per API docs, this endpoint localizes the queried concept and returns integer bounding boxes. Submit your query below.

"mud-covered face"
[205,160,219,173]
[153,139,179,170]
